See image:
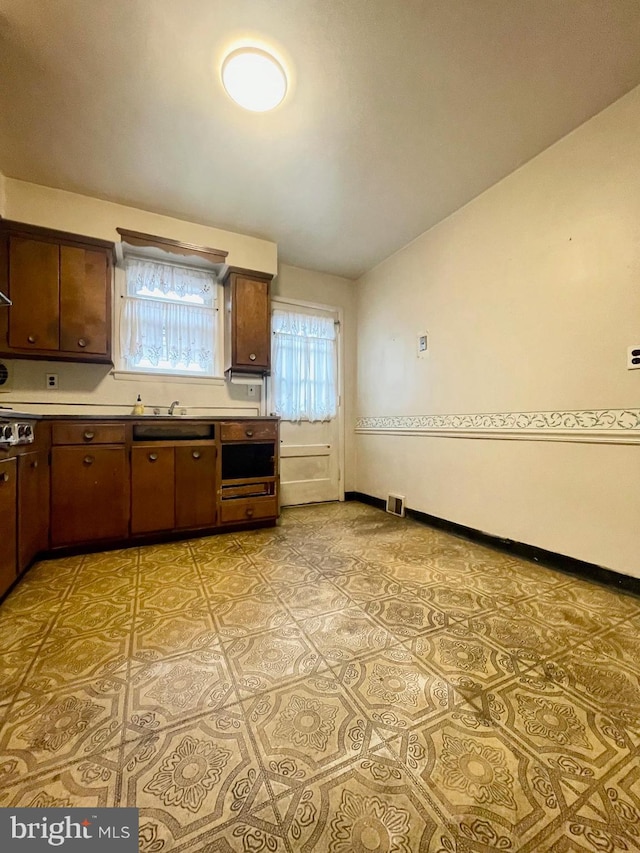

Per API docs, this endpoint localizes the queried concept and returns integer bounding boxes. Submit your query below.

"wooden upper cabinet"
[223,268,272,375]
[60,245,109,356]
[8,236,60,352]
[0,220,114,364]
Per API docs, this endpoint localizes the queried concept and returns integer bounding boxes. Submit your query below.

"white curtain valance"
[125,257,216,306]
[271,309,337,422]
[272,310,336,341]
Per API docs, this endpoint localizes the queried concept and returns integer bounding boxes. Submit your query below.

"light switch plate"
[417,332,428,359]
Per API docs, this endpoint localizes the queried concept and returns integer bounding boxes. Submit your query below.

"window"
[271,308,337,422]
[119,257,218,375]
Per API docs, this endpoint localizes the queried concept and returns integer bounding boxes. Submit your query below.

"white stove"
[0,419,35,447]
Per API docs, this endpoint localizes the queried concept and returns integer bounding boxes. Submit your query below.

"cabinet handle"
[249,353,257,361]
[0,471,9,483]
[245,507,254,518]
[27,335,37,344]
[148,453,158,462]
[83,431,95,441]
[83,456,94,466]
[245,429,254,437]
[192,451,201,460]
[31,460,38,469]
[78,338,88,348]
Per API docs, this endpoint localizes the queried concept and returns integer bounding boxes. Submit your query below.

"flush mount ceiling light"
[221,47,287,112]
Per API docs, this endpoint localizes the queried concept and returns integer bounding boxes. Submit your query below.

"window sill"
[111,369,226,387]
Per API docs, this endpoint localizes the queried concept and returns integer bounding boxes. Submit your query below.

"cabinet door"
[18,451,50,573]
[60,245,110,356]
[0,458,17,597]
[175,445,217,529]
[51,446,129,547]
[8,236,60,351]
[131,447,175,534]
[233,275,270,371]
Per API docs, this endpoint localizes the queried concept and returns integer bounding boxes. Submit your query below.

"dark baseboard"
[349,492,640,597]
[345,491,386,511]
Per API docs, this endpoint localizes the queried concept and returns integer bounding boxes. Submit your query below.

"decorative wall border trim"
[355,409,640,445]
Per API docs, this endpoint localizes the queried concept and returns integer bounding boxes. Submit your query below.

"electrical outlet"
[46,373,58,389]
[627,346,640,369]
[247,385,257,398]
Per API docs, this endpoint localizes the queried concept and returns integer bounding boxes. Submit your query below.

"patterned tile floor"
[0,502,639,851]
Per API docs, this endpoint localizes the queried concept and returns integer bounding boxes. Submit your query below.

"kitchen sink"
[132,422,215,441]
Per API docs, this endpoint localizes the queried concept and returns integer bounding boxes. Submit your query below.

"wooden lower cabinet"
[175,445,217,529]
[131,446,175,534]
[18,451,49,573]
[51,446,129,546]
[6,419,279,572]
[0,458,17,597]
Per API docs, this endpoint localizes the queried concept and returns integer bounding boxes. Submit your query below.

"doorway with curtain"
[269,298,343,506]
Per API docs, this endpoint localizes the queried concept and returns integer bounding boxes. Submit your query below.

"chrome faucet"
[168,400,180,415]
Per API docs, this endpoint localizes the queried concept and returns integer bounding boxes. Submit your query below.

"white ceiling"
[2,0,640,279]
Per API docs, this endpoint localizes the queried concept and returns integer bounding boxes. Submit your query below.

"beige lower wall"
[356,434,639,578]
[355,86,640,576]
[273,264,357,491]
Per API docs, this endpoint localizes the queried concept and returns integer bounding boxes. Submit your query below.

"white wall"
[1,179,278,417]
[356,85,640,577]
[272,264,357,491]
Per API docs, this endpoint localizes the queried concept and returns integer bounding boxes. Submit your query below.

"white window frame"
[112,256,226,384]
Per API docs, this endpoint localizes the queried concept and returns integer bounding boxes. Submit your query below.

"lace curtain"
[120,258,216,373]
[271,309,337,422]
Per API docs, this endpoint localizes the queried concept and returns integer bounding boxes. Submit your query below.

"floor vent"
[386,493,405,517]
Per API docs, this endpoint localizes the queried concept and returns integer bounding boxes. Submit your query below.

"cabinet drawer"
[221,481,273,499]
[52,422,126,446]
[220,497,278,524]
[220,421,277,442]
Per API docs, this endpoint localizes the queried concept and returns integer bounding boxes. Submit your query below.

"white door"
[270,300,342,507]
